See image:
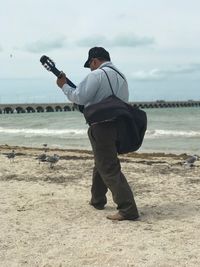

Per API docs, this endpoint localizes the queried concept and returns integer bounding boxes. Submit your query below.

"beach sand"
[0,145,200,267]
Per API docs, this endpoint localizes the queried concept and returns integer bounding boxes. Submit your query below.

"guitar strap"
[102,66,126,81]
[100,66,126,96]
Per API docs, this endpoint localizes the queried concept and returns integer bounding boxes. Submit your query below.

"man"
[56,47,139,221]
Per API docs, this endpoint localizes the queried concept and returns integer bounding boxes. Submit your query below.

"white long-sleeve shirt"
[61,61,129,107]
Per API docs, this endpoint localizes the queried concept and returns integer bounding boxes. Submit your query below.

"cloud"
[17,33,155,53]
[77,35,107,47]
[22,36,66,53]
[111,34,155,47]
[0,45,3,52]
[164,64,200,75]
[76,33,155,47]
[131,63,200,81]
[131,69,163,81]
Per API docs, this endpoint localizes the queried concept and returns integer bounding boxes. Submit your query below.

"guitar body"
[40,55,84,113]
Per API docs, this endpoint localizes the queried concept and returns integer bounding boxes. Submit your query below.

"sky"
[0,0,200,103]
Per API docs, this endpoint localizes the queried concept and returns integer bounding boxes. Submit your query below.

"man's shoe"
[106,212,139,221]
[89,201,105,210]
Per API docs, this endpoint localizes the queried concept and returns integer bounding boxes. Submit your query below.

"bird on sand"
[42,144,48,153]
[45,154,60,169]
[183,155,199,168]
[36,153,47,164]
[5,150,16,162]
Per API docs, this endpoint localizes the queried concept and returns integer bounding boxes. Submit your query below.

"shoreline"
[0,144,191,159]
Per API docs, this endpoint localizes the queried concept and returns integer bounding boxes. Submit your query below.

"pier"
[0,100,199,114]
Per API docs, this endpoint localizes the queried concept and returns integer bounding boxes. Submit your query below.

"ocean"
[0,107,200,155]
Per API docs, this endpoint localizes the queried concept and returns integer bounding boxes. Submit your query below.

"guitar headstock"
[40,55,55,72]
[39,54,78,94]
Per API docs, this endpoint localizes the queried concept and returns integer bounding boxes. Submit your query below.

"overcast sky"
[0,0,200,102]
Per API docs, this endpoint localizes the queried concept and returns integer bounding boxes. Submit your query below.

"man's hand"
[56,72,67,88]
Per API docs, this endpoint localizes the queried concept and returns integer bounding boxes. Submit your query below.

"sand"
[0,145,200,267]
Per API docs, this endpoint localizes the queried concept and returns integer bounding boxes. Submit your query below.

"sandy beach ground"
[0,145,200,267]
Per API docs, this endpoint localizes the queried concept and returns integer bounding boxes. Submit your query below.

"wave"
[146,129,200,138]
[1,127,199,139]
[0,127,87,136]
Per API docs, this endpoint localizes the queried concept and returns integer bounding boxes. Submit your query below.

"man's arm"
[57,72,100,106]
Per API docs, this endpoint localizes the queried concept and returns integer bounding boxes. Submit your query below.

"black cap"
[84,47,111,68]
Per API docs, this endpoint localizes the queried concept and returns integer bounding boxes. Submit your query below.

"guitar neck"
[66,79,76,89]
[52,66,76,88]
[52,65,84,113]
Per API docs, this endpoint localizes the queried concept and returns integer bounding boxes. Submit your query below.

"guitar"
[40,55,84,112]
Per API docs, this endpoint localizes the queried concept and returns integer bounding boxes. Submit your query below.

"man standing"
[56,47,139,221]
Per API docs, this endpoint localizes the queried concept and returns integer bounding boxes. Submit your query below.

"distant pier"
[0,100,199,114]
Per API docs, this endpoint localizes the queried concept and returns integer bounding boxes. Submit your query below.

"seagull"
[43,144,48,153]
[184,155,199,168]
[5,150,16,162]
[35,153,47,164]
[45,154,60,169]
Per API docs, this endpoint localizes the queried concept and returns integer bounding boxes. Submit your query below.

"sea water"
[0,107,200,155]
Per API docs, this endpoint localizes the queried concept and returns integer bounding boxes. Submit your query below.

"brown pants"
[88,121,139,218]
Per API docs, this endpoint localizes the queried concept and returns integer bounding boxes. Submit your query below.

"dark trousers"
[88,121,139,218]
